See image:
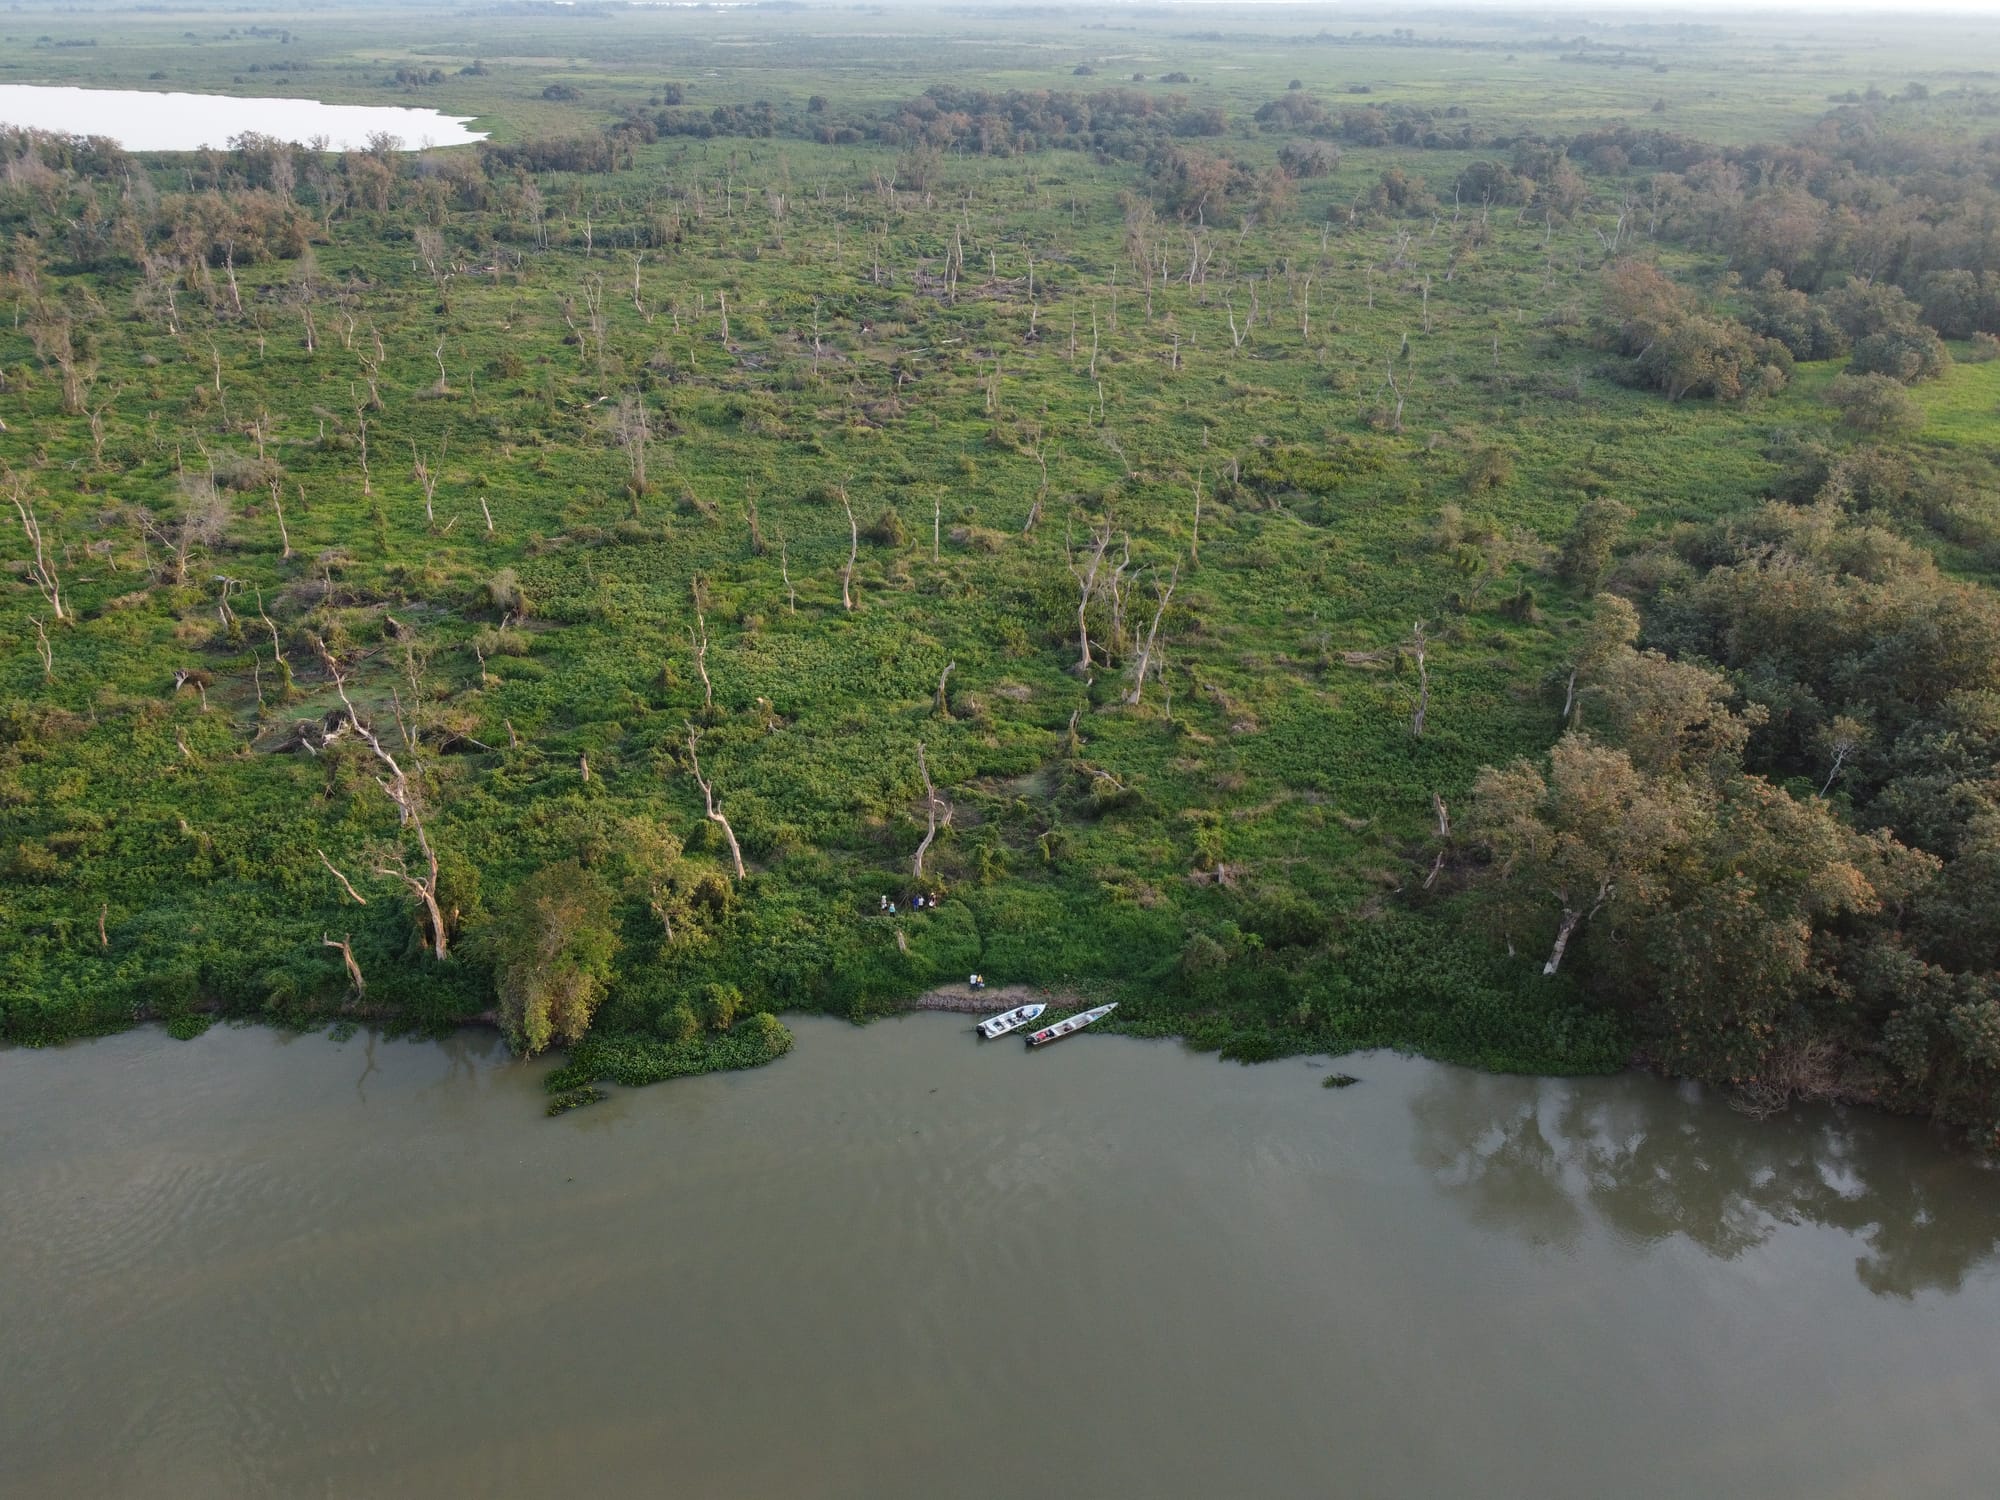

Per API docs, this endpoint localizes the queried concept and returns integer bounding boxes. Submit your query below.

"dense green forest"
[3,4,1998,1142]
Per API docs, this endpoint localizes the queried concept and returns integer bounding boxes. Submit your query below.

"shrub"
[698,981,744,1031]
[1825,373,1925,440]
[1850,326,1951,384]
[1463,445,1515,493]
[1277,140,1340,179]
[1636,316,1788,401]
[866,506,909,547]
[485,568,528,617]
[656,1002,701,1043]
[1558,499,1632,591]
[490,862,619,1056]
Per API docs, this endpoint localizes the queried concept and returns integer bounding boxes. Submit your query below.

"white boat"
[1024,1003,1117,1047]
[976,1003,1045,1040]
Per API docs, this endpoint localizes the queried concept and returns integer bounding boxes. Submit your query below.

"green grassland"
[2,4,1996,1097]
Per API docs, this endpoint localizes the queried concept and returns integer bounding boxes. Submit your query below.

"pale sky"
[1165,0,2000,12]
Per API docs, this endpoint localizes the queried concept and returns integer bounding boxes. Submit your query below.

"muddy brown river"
[3,1015,1996,1498]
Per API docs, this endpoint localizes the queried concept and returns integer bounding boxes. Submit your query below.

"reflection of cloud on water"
[1412,1071,2000,1298]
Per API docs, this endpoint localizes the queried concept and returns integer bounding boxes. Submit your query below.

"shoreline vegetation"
[2,6,1998,1146]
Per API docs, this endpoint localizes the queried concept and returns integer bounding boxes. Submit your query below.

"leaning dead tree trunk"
[315,636,450,960]
[911,741,943,881]
[1070,520,1113,673]
[1422,793,1451,890]
[1381,358,1406,433]
[411,435,446,527]
[375,826,447,961]
[1126,560,1180,705]
[317,848,369,904]
[10,490,66,620]
[934,660,955,719]
[1406,621,1430,739]
[1543,881,1609,977]
[323,933,366,997]
[690,610,713,712]
[685,724,746,880]
[1189,466,1203,566]
[838,483,858,611]
[269,477,294,560]
[616,393,650,494]
[1024,440,1050,534]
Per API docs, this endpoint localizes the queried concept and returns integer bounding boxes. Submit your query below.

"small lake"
[0,84,485,151]
[2,1015,1997,1499]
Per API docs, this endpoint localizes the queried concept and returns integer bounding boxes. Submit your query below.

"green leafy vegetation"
[1,5,1996,1139]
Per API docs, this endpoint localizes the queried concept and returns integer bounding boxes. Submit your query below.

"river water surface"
[2,1016,1996,1499]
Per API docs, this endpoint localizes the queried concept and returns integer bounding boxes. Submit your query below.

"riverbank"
[911,981,1083,1016]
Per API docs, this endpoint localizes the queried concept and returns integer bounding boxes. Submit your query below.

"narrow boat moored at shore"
[1024,1003,1117,1047]
[976,1003,1046,1040]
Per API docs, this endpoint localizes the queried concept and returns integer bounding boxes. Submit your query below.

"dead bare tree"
[614,393,650,494]
[86,387,118,468]
[1024,439,1050,534]
[411,434,446,526]
[1070,519,1113,672]
[935,660,955,719]
[269,477,294,560]
[8,485,65,620]
[1189,465,1204,565]
[690,609,713,712]
[1422,793,1451,890]
[414,226,452,312]
[579,275,608,383]
[1105,534,1133,658]
[1544,877,1611,977]
[27,314,89,415]
[838,482,858,612]
[1406,621,1431,739]
[255,587,296,700]
[149,472,228,588]
[1380,358,1406,432]
[1126,559,1180,705]
[911,741,943,881]
[314,636,450,960]
[357,329,384,410]
[684,724,746,880]
[29,616,52,680]
[323,933,366,997]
